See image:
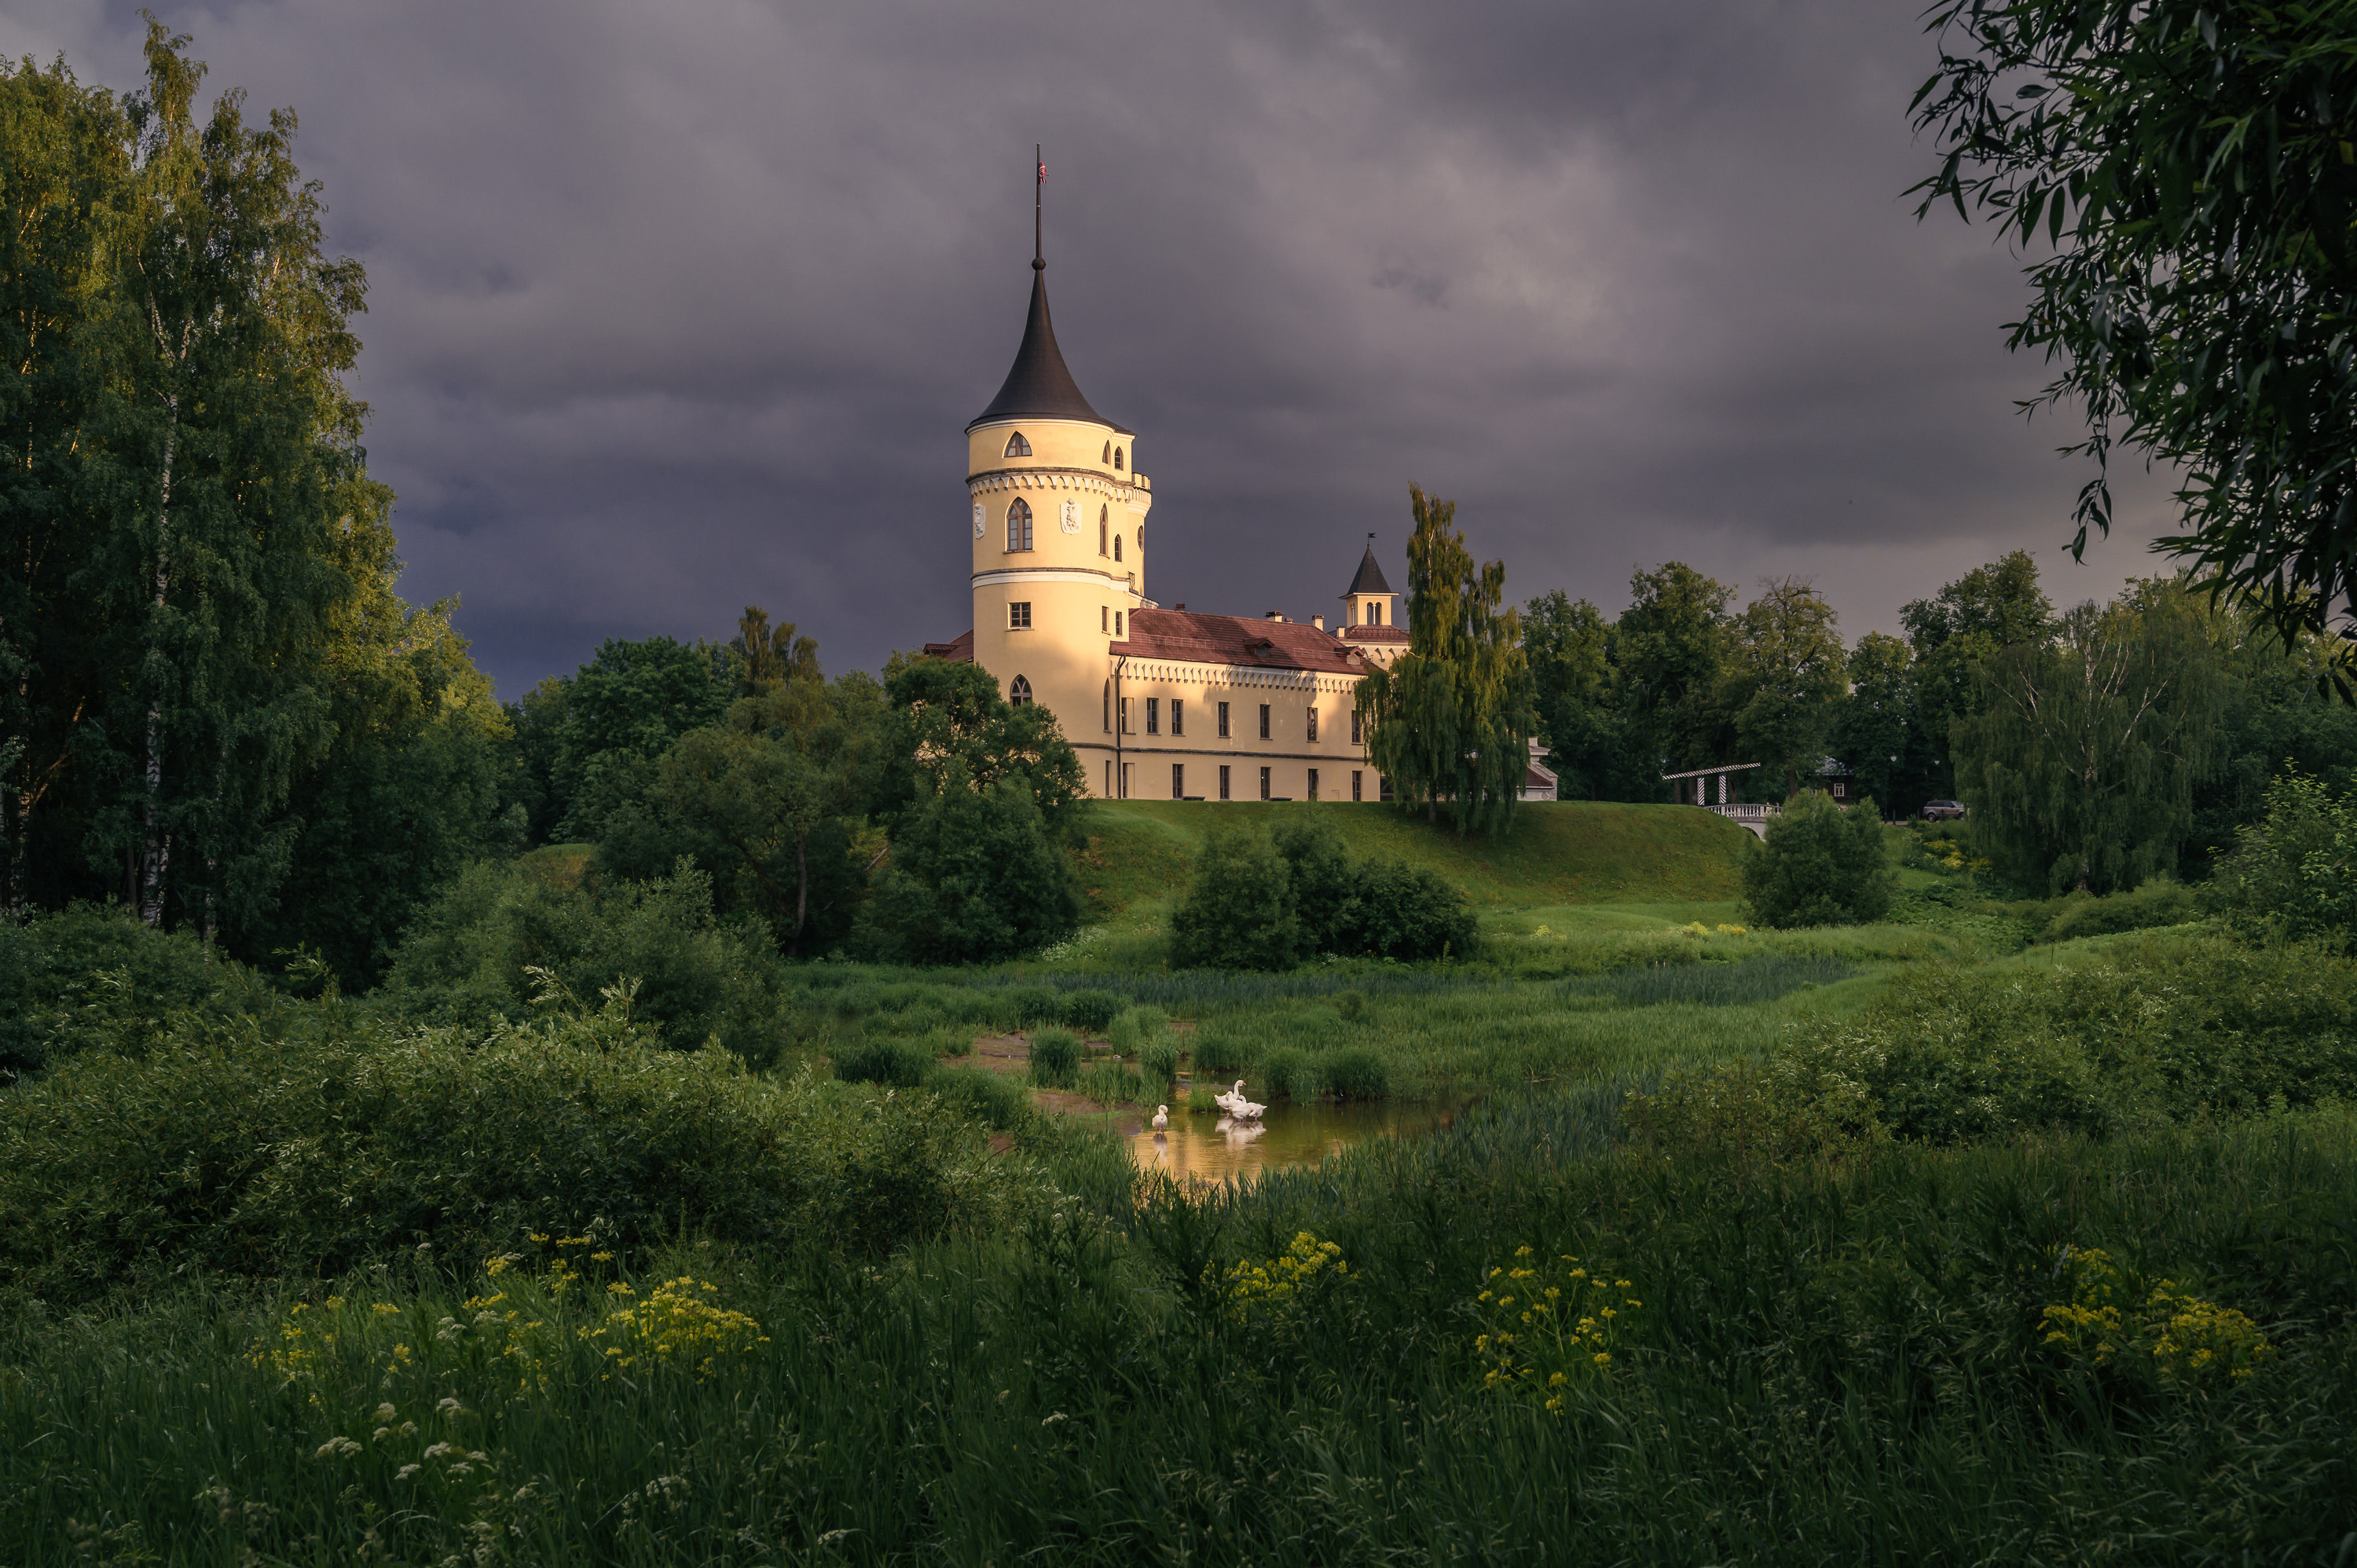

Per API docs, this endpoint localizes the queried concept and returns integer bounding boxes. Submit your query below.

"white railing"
[1703,803,1776,822]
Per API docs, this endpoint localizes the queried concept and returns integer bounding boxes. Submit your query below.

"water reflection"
[1128,1100,1453,1185]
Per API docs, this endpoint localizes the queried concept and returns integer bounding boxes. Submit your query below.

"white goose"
[1151,1105,1169,1132]
[1214,1079,1251,1116]
[1227,1088,1268,1122]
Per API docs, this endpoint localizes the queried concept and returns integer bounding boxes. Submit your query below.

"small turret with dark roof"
[1339,534,1404,657]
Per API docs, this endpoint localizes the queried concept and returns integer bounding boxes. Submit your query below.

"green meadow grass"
[1076,799,1757,915]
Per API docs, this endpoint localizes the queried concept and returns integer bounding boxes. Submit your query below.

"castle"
[922,211,1420,803]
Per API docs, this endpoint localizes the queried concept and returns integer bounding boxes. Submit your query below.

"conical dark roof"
[1343,542,1394,597]
[967,262,1118,432]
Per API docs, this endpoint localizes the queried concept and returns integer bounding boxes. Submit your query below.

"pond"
[1121,1099,1459,1185]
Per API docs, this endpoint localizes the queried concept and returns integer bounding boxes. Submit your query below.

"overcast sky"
[2,0,2184,699]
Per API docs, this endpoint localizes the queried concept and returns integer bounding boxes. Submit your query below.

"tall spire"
[968,147,1118,432]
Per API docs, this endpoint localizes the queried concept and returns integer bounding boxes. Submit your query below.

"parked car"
[1922,800,1967,822]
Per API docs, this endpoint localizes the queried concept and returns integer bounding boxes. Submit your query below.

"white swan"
[1151,1105,1168,1132]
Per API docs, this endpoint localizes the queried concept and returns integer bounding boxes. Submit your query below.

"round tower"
[964,163,1149,772]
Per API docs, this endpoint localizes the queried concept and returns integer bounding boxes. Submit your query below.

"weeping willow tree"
[1354,485,1534,835]
[1955,582,2226,894]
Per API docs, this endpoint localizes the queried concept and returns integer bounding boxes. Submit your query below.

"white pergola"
[1660,760,1762,807]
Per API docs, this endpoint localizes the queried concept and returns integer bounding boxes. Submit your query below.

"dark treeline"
[1527,552,2357,892]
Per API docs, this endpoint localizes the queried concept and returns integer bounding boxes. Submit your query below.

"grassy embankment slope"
[1075,799,1758,918]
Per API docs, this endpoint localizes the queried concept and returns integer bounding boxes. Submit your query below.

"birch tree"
[1354,485,1534,834]
[1956,583,2226,893]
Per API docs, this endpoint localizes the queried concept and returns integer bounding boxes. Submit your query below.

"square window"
[1171,698,1184,736]
[1307,768,1319,800]
[1307,707,1318,742]
[1259,766,1271,800]
[1146,698,1160,735]
[1171,763,1184,799]
[1008,601,1031,629]
[1219,764,1231,800]
[1351,769,1363,801]
[1115,611,1124,637]
[1217,702,1230,738]
[1101,606,1108,632]
[1258,704,1270,740]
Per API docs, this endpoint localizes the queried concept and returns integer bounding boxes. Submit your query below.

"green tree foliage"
[1169,818,1476,970]
[1741,791,1893,929]
[1615,562,1736,776]
[0,904,250,1079]
[383,859,784,1060]
[2205,771,2357,950]
[1721,577,1846,798]
[1957,583,2227,893]
[1520,590,1651,800]
[548,636,734,840]
[852,765,1083,965]
[1901,551,2058,796]
[1912,2,2357,645]
[1355,486,1534,833]
[1169,826,1302,970]
[0,32,508,964]
[731,605,819,691]
[2184,605,2357,878]
[597,672,889,956]
[1831,632,1937,817]
[878,655,1087,841]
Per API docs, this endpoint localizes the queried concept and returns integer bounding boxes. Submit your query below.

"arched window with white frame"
[1009,675,1033,705]
[1006,497,1033,551]
[1003,431,1032,458]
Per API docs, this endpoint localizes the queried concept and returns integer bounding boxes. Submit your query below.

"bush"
[1321,1047,1391,1101]
[833,1034,933,1088]
[2037,881,2198,942]
[382,859,786,1062]
[852,770,1082,965]
[1170,827,1303,969]
[1340,859,1479,961]
[1060,988,1124,1035]
[0,906,258,1078]
[2205,771,2357,948]
[0,1007,1027,1304]
[1636,936,2357,1151]
[1743,792,1893,929]
[1138,1032,1181,1090]
[1028,1027,1080,1087]
[997,984,1062,1028]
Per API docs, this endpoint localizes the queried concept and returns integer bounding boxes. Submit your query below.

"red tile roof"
[1112,609,1369,673]
[1340,624,1408,644]
[921,628,973,661]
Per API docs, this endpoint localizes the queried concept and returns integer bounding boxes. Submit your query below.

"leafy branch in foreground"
[1911,0,2357,644]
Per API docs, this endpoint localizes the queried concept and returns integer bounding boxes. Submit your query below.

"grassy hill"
[1075,800,1755,914]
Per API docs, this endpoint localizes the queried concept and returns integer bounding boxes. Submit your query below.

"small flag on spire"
[1037,157,1047,181]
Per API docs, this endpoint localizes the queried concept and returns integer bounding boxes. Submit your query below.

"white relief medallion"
[1059,499,1082,534]
[971,502,984,539]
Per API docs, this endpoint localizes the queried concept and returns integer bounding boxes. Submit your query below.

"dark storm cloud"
[2,0,2179,697]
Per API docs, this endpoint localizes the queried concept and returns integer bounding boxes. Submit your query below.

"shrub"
[997,984,1062,1028]
[0,1009,1025,1304]
[1170,827,1303,969]
[2205,771,2357,948]
[1321,1047,1391,1101]
[833,1035,933,1088]
[852,770,1082,964]
[1139,1032,1181,1090]
[1028,1027,1080,1087]
[1742,792,1893,929]
[2038,881,2198,942]
[383,859,786,1062]
[1191,1024,1249,1077]
[1060,988,1124,1035]
[0,905,258,1078]
[1340,859,1479,961]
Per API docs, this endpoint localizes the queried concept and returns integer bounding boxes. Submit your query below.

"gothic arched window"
[1113,446,1125,470]
[1098,504,1109,556]
[1102,441,1111,463]
[1006,497,1033,551]
[1010,675,1033,705]
[1003,431,1032,458]
[1113,533,1123,562]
